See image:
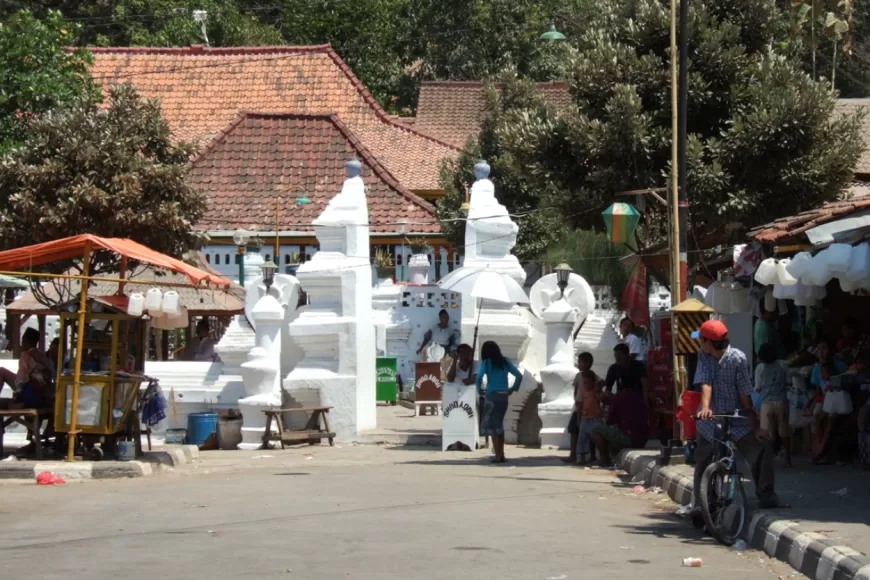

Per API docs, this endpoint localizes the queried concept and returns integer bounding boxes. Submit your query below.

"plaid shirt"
[693,347,753,441]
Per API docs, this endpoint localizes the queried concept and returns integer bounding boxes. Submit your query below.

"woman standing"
[476,341,523,463]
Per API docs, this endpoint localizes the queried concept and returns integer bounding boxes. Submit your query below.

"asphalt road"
[0,447,793,580]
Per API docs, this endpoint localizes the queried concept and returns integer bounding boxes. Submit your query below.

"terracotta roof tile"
[747,182,870,244]
[414,81,573,148]
[85,45,458,191]
[188,112,439,235]
[835,99,870,175]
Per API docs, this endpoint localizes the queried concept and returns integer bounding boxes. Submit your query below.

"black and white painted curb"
[0,444,199,480]
[618,449,870,580]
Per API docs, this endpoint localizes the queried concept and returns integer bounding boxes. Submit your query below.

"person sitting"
[755,343,792,468]
[185,319,221,362]
[837,317,861,355]
[417,309,459,361]
[447,344,478,385]
[591,382,649,467]
[13,328,54,409]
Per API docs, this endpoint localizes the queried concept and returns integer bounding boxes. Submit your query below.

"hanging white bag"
[786,252,813,280]
[127,293,145,317]
[802,250,833,287]
[754,258,778,286]
[846,242,870,283]
[145,288,163,312]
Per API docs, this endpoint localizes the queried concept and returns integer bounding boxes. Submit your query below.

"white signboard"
[442,382,479,451]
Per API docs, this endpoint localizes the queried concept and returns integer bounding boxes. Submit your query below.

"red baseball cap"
[691,320,728,341]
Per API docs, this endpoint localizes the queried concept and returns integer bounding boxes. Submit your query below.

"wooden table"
[0,406,52,459]
[262,407,336,449]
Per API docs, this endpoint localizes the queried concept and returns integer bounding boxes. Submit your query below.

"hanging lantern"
[602,202,641,245]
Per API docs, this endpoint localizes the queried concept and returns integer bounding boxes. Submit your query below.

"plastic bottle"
[682,558,703,567]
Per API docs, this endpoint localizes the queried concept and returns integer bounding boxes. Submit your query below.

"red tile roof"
[85,45,458,191]
[747,182,870,244]
[188,112,440,235]
[835,99,870,175]
[413,81,573,148]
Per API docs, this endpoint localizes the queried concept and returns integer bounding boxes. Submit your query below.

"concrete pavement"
[0,446,793,580]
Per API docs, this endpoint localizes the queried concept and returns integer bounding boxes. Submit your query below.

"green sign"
[376,357,398,403]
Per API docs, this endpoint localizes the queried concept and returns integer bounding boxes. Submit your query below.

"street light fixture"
[233,228,250,287]
[555,263,573,297]
[539,23,566,41]
[261,259,278,293]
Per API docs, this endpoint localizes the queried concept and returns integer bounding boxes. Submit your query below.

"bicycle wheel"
[698,460,748,545]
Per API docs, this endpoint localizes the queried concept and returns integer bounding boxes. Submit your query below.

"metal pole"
[66,245,92,461]
[677,0,689,302]
[670,0,680,308]
[237,246,246,288]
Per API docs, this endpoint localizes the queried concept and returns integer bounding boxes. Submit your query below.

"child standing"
[576,369,603,465]
[755,343,792,467]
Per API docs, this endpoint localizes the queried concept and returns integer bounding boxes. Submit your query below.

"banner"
[621,262,649,326]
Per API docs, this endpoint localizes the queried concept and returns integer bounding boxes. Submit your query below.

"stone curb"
[618,449,870,580]
[0,445,199,480]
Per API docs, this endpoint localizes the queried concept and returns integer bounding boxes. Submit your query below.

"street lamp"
[555,262,573,297]
[233,228,250,287]
[539,23,566,41]
[261,259,277,293]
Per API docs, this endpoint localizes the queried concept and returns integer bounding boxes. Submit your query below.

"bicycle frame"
[709,414,746,499]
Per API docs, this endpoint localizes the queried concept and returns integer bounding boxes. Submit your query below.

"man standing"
[605,343,648,399]
[619,317,645,362]
[690,320,785,518]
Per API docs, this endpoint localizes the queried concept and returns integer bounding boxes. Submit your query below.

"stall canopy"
[0,234,230,288]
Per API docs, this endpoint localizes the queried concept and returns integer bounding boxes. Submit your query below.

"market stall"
[0,234,231,461]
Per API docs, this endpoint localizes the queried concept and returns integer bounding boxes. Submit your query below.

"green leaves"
[0,84,207,275]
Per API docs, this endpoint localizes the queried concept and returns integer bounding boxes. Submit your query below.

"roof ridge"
[80,44,333,55]
[321,47,461,152]
[420,80,570,89]
[189,111,437,219]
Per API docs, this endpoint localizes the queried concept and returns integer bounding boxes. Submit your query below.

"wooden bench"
[262,407,336,449]
[0,407,52,460]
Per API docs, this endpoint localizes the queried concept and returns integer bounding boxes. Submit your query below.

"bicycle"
[696,412,749,546]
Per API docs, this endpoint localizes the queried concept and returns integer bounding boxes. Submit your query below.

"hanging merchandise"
[826,243,853,274]
[763,286,776,312]
[754,258,778,285]
[793,283,817,307]
[786,252,813,281]
[776,258,798,286]
[602,202,641,245]
[161,290,180,315]
[846,243,870,283]
[802,250,833,287]
[728,281,749,313]
[151,306,189,330]
[733,243,763,277]
[772,283,799,300]
[840,278,859,293]
[127,293,145,317]
[706,280,731,313]
[145,288,163,311]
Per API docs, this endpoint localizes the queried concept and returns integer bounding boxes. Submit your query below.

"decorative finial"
[345,158,362,178]
[473,159,490,180]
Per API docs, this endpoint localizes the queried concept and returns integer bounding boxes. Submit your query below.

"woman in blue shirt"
[476,341,523,463]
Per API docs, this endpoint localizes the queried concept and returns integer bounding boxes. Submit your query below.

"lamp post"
[555,263,572,298]
[261,259,277,293]
[233,228,250,287]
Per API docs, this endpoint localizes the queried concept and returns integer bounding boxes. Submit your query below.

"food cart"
[0,234,231,461]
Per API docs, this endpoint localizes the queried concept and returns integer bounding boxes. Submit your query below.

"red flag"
[621,263,649,326]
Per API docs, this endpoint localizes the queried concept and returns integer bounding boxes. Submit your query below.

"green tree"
[492,0,864,241]
[543,229,631,301]
[0,10,99,152]
[0,84,207,276]
[437,79,569,261]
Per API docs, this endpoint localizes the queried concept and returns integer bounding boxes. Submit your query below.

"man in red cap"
[689,320,784,519]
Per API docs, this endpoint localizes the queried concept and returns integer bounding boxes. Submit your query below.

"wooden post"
[37,315,46,351]
[67,244,92,461]
[118,256,128,296]
[10,313,21,358]
[161,330,169,361]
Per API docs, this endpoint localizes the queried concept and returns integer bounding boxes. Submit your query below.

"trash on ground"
[649,486,663,494]
[830,487,848,497]
[191,504,206,508]
[733,539,748,552]
[633,485,646,494]
[676,504,692,516]
[253,455,274,459]
[2,455,17,462]
[545,575,567,580]
[682,557,703,567]
[304,455,314,460]
[35,472,65,485]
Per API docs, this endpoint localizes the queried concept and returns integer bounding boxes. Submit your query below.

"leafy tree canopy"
[485,0,864,244]
[0,84,207,275]
[0,9,99,152]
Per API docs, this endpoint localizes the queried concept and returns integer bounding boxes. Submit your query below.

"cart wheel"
[88,447,104,461]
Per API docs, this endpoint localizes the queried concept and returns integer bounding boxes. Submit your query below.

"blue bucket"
[187,412,219,446]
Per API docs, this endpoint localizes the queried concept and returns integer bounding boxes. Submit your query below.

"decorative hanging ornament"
[602,202,641,245]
